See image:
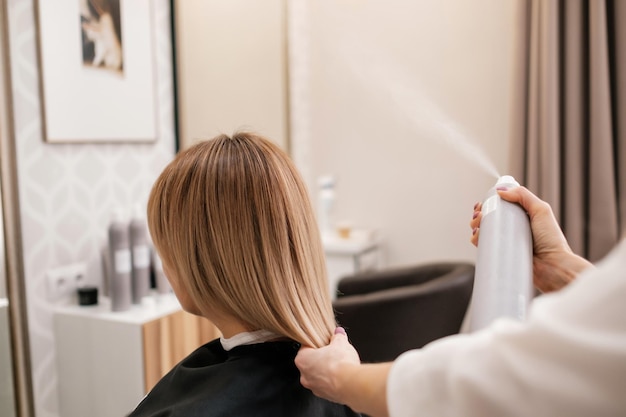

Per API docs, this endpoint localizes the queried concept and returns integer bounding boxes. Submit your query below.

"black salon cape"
[128,339,362,417]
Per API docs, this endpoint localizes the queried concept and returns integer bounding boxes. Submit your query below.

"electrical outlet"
[46,262,87,302]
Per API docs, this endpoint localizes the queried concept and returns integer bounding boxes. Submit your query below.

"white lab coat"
[387,239,626,417]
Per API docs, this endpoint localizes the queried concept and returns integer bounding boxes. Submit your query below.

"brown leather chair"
[333,262,475,363]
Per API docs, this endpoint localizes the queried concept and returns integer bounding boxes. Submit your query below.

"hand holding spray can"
[469,175,533,332]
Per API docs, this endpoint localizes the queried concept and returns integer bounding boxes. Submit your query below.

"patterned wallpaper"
[7,1,176,415]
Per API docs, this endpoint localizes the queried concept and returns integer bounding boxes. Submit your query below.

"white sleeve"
[387,239,626,417]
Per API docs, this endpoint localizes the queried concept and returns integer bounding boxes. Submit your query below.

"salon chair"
[333,262,475,363]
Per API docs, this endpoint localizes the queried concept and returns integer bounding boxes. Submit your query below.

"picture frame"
[36,0,157,143]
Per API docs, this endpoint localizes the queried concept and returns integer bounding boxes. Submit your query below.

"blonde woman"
[129,132,361,416]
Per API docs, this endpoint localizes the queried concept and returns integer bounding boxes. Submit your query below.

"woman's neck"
[206,310,253,339]
[218,320,252,339]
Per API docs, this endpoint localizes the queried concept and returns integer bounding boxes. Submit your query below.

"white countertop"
[54,292,182,324]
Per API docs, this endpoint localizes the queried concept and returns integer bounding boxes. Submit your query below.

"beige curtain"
[510,0,626,262]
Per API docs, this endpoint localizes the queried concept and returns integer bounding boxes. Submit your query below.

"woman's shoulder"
[130,339,363,416]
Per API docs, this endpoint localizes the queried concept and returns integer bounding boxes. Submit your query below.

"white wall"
[6,1,176,415]
[175,0,288,149]
[291,0,520,267]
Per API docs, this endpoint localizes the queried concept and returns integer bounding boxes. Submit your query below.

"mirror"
[0,0,34,415]
[0,179,15,415]
[0,182,15,417]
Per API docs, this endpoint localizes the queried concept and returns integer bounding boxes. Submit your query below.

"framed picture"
[36,0,157,143]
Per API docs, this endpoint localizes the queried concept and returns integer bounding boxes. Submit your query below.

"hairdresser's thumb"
[332,326,348,342]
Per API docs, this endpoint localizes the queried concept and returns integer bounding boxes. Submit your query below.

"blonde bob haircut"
[147,132,335,348]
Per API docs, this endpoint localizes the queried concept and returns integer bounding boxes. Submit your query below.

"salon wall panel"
[6,1,177,416]
[174,0,288,151]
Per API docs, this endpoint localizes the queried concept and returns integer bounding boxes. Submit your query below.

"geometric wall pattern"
[6,1,176,415]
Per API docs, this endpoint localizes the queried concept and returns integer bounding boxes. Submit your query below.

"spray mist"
[469,175,533,332]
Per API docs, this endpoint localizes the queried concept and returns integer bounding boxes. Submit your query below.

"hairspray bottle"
[108,209,132,312]
[469,175,533,332]
[317,175,336,238]
[130,205,151,304]
[151,248,171,295]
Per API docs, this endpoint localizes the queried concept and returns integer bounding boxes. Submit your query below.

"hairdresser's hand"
[296,327,361,404]
[296,328,391,416]
[470,186,593,293]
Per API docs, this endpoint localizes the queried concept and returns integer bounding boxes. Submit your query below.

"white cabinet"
[54,295,219,417]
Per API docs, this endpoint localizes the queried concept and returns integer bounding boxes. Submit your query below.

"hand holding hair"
[296,327,360,403]
[296,327,392,417]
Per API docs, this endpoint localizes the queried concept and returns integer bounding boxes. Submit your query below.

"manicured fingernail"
[334,327,346,335]
[473,202,479,210]
[472,228,477,235]
[472,211,478,219]
[496,186,508,191]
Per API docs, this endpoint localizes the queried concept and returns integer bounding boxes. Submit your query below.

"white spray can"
[469,175,533,332]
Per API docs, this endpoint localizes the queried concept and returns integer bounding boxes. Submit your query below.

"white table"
[323,230,381,299]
